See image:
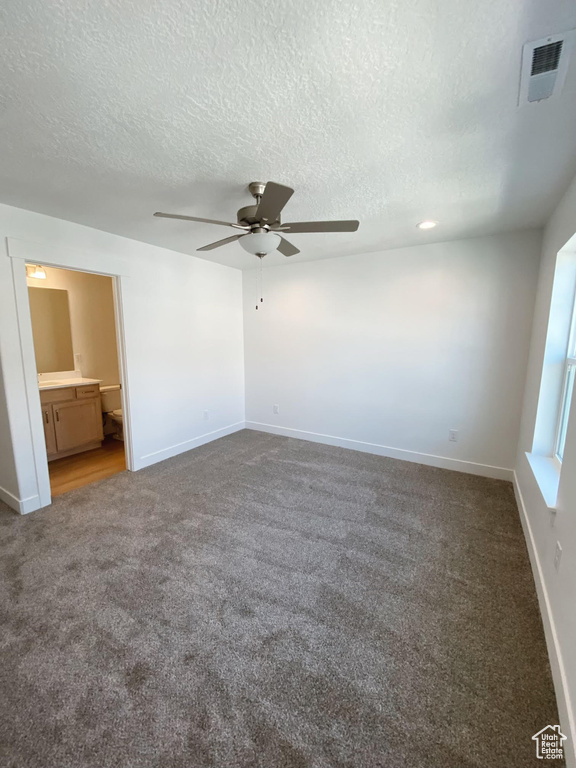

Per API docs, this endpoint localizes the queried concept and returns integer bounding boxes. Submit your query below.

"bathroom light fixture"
[26,264,47,279]
[238,230,282,257]
[417,221,438,230]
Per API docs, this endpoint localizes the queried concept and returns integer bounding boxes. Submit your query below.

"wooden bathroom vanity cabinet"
[40,382,103,461]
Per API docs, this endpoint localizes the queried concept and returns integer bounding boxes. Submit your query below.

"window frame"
[554,289,576,464]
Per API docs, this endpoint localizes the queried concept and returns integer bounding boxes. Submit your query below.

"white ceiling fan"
[154,181,360,259]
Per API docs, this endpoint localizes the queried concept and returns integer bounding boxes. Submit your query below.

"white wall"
[27,266,120,386]
[0,203,245,513]
[515,172,576,767]
[243,230,542,478]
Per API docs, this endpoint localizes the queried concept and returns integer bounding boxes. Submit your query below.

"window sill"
[525,452,560,510]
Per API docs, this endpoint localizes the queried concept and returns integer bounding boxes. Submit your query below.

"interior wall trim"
[6,236,131,276]
[245,421,514,480]
[5,236,136,513]
[136,421,246,470]
[8,254,52,509]
[112,276,135,474]
[513,472,575,768]
[0,485,40,516]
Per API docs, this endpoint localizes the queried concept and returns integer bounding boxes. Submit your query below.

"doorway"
[26,263,128,497]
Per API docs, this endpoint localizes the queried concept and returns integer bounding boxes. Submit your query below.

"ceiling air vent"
[519,31,575,105]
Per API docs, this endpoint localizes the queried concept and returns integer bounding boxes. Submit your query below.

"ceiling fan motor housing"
[238,181,282,229]
[236,205,279,229]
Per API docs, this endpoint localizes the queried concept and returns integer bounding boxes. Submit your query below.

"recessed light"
[417,221,437,230]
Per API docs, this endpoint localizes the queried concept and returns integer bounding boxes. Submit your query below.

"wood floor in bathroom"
[49,437,126,497]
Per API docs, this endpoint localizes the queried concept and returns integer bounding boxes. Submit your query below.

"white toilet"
[100,385,124,441]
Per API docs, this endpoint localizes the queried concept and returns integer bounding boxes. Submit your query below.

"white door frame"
[7,237,134,511]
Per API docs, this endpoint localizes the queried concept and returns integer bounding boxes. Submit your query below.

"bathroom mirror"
[28,287,75,373]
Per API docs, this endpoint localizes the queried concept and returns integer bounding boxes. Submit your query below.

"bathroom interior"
[26,263,126,496]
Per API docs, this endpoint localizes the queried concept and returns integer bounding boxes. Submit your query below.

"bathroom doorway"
[27,263,127,496]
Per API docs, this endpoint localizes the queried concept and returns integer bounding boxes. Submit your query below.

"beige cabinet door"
[42,406,58,457]
[53,399,103,453]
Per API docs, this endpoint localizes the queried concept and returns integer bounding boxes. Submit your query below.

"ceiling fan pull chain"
[255,255,264,310]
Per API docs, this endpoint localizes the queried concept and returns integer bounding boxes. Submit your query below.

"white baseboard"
[246,422,514,480]
[1,424,247,512]
[0,484,40,515]
[513,472,575,768]
[135,421,246,470]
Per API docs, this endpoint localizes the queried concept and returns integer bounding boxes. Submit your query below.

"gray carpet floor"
[0,430,561,767]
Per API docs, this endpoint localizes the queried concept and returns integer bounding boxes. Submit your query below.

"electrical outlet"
[273,404,280,414]
[203,410,209,421]
[449,429,458,442]
[554,541,562,572]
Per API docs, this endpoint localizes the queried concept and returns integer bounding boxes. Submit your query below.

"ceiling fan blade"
[154,212,248,229]
[256,182,294,224]
[277,237,300,257]
[279,220,359,233]
[197,234,245,252]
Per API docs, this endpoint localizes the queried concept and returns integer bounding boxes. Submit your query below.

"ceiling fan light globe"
[239,231,281,256]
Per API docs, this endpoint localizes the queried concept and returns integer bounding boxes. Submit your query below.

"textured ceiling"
[1,0,576,269]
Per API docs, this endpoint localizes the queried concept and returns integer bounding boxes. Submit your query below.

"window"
[555,293,576,462]
[528,243,576,508]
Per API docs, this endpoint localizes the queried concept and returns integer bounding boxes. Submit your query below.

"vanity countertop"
[38,377,102,391]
